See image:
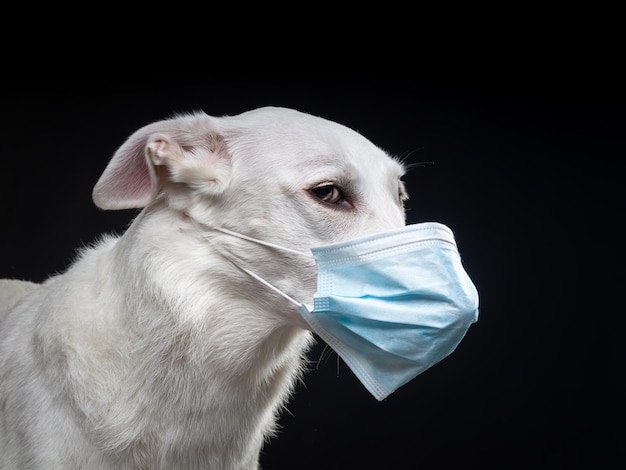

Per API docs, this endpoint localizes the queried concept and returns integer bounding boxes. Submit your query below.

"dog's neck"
[54,206,314,467]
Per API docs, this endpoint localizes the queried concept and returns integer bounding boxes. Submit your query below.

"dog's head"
[93,107,408,323]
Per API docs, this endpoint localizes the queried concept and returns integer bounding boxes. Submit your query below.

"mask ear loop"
[209,226,313,258]
[228,260,303,307]
[188,218,312,307]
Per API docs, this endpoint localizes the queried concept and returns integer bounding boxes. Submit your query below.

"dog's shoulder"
[0,279,40,322]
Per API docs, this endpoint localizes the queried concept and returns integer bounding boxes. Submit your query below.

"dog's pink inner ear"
[93,113,231,211]
[92,132,161,211]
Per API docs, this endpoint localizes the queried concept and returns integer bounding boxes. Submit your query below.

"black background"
[1,73,622,469]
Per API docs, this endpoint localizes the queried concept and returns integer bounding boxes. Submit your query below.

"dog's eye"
[311,184,345,205]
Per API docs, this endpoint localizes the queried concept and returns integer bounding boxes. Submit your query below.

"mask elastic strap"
[209,226,313,259]
[230,260,303,308]
[189,217,308,307]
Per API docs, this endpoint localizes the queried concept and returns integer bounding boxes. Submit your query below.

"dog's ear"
[92,113,231,210]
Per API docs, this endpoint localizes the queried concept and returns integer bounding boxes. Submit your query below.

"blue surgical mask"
[199,222,479,401]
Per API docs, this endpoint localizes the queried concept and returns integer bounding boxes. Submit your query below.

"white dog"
[0,107,408,469]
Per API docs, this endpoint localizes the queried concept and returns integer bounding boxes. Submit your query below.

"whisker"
[395,148,435,174]
[315,343,335,370]
[404,160,435,172]
[396,147,425,165]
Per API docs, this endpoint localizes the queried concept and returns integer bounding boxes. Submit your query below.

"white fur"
[0,107,407,469]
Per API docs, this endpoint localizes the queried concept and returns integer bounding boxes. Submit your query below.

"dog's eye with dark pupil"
[311,184,344,204]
